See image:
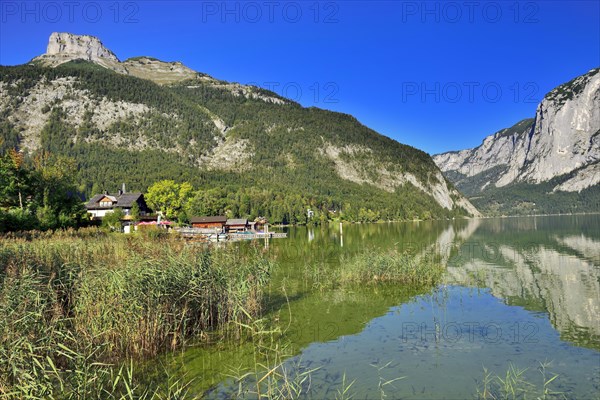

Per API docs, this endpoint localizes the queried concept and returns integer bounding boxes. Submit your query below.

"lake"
[163,215,600,399]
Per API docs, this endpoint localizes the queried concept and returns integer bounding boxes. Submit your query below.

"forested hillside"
[1,52,478,224]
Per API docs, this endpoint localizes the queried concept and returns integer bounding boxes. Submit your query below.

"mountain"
[32,32,202,84]
[433,68,600,215]
[0,32,480,222]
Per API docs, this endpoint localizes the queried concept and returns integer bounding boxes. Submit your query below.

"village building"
[190,216,227,230]
[85,186,151,220]
[254,217,268,232]
[225,218,249,233]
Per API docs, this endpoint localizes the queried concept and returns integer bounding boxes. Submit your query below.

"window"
[100,201,112,207]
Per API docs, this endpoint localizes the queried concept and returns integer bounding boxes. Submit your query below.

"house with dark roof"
[190,216,227,230]
[225,218,249,233]
[85,186,151,220]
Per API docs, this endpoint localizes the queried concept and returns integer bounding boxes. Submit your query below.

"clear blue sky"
[1,1,599,154]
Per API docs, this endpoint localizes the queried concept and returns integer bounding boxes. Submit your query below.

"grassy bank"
[0,228,273,398]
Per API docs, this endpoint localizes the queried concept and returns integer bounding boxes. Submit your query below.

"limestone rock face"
[30,33,281,96]
[319,143,482,216]
[31,32,203,82]
[33,32,128,74]
[433,68,600,193]
[521,69,600,186]
[46,32,119,62]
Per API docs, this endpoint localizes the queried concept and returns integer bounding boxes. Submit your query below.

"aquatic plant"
[339,250,445,286]
[476,361,564,400]
[0,228,273,398]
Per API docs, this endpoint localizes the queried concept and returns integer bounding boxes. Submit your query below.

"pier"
[175,228,287,241]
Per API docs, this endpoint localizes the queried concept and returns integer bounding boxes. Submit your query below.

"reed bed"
[0,228,273,398]
[339,250,445,285]
[303,250,445,291]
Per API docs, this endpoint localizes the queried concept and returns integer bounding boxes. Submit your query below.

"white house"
[85,187,150,220]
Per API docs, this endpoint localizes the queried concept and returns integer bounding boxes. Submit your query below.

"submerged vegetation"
[0,229,273,398]
[227,358,566,400]
[213,316,567,400]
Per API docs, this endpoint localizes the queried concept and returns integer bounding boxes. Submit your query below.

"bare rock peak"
[46,32,119,62]
[34,32,202,84]
[433,68,600,194]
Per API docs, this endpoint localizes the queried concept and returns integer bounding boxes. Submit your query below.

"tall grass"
[339,250,445,286]
[303,250,445,290]
[0,228,273,398]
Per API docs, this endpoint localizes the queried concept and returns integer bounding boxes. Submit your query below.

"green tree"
[102,208,124,232]
[130,202,141,222]
[0,148,84,231]
[31,151,86,228]
[36,206,58,230]
[146,180,179,220]
[177,182,193,222]
[145,180,193,221]
[0,149,29,209]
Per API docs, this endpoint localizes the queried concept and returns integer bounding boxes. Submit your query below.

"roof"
[226,219,248,226]
[138,220,173,225]
[190,216,227,224]
[85,192,144,209]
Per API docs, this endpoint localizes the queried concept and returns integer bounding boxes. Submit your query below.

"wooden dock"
[228,232,287,240]
[175,228,286,241]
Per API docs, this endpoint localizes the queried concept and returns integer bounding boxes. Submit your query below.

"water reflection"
[207,283,600,399]
[165,215,600,397]
[444,216,600,350]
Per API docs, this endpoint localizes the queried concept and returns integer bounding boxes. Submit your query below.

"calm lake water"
[164,215,600,399]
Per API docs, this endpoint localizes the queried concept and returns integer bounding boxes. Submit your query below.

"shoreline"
[270,211,600,228]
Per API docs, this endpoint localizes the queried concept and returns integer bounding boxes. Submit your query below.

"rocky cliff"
[434,68,599,193]
[32,32,202,84]
[433,68,599,214]
[45,32,119,62]
[33,32,127,74]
